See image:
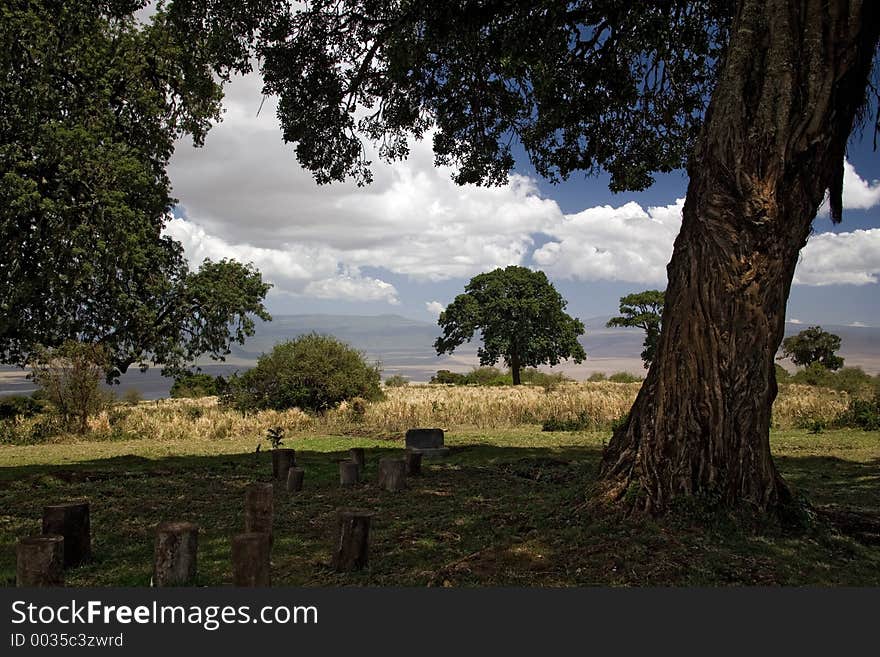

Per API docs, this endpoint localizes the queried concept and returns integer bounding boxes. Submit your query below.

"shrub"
[121,389,143,406]
[465,366,509,386]
[587,372,607,382]
[0,395,44,423]
[170,372,228,398]
[774,364,790,383]
[226,334,383,413]
[384,374,410,387]
[608,371,642,383]
[30,341,113,433]
[431,369,468,385]
[835,396,880,431]
[789,363,878,398]
[520,368,569,390]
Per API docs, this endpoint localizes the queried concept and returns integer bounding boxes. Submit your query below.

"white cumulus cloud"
[425,301,445,316]
[794,229,880,286]
[164,72,880,300]
[532,199,684,284]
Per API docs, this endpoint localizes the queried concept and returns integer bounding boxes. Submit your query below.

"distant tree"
[606,290,665,368]
[435,267,585,385]
[0,2,272,381]
[781,327,845,371]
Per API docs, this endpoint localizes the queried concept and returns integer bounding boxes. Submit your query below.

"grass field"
[1,425,878,586]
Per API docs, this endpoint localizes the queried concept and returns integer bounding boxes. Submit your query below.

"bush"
[121,389,143,406]
[465,366,509,386]
[788,363,878,398]
[170,372,228,398]
[431,369,468,385]
[774,364,791,383]
[30,341,113,433]
[0,395,44,423]
[225,334,383,413]
[384,374,410,387]
[587,372,607,382]
[608,371,642,383]
[835,395,880,431]
[431,366,567,387]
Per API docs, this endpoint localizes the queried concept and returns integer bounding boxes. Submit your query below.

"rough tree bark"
[598,0,880,515]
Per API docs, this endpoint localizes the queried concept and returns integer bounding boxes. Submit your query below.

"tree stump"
[153,521,198,587]
[271,449,296,480]
[405,450,423,476]
[244,483,274,543]
[231,533,271,586]
[377,458,406,491]
[17,535,64,587]
[286,467,304,493]
[42,502,90,567]
[331,509,374,572]
[349,448,365,472]
[339,460,359,487]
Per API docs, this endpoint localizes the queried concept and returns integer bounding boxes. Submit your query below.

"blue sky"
[164,71,880,328]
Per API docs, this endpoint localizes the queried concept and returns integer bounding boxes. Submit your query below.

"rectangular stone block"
[405,428,445,449]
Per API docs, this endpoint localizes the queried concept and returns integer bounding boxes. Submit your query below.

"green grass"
[1,428,878,586]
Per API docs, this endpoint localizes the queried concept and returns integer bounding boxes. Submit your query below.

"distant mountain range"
[1,314,878,399]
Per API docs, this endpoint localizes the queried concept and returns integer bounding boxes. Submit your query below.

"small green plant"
[265,426,285,449]
[807,419,825,434]
[587,372,607,382]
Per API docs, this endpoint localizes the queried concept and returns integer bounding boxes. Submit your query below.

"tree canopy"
[606,290,665,368]
[781,327,845,371]
[435,266,585,385]
[0,1,272,379]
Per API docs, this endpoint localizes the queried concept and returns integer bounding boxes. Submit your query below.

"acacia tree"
[435,266,586,385]
[606,290,665,368]
[176,0,879,515]
[0,1,273,379]
[781,327,845,371]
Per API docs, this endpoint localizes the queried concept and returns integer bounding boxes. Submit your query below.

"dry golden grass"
[63,381,853,444]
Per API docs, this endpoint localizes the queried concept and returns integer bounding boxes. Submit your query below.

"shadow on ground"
[1,445,878,586]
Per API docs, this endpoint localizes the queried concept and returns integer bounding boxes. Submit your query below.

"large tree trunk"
[598,0,879,515]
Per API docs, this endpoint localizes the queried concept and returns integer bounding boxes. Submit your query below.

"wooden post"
[17,536,64,587]
[231,532,271,586]
[271,449,296,480]
[286,467,304,493]
[42,502,90,567]
[339,460,359,487]
[377,458,406,491]
[331,509,374,572]
[349,448,365,472]
[405,450,423,476]
[153,522,198,587]
[244,483,274,543]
